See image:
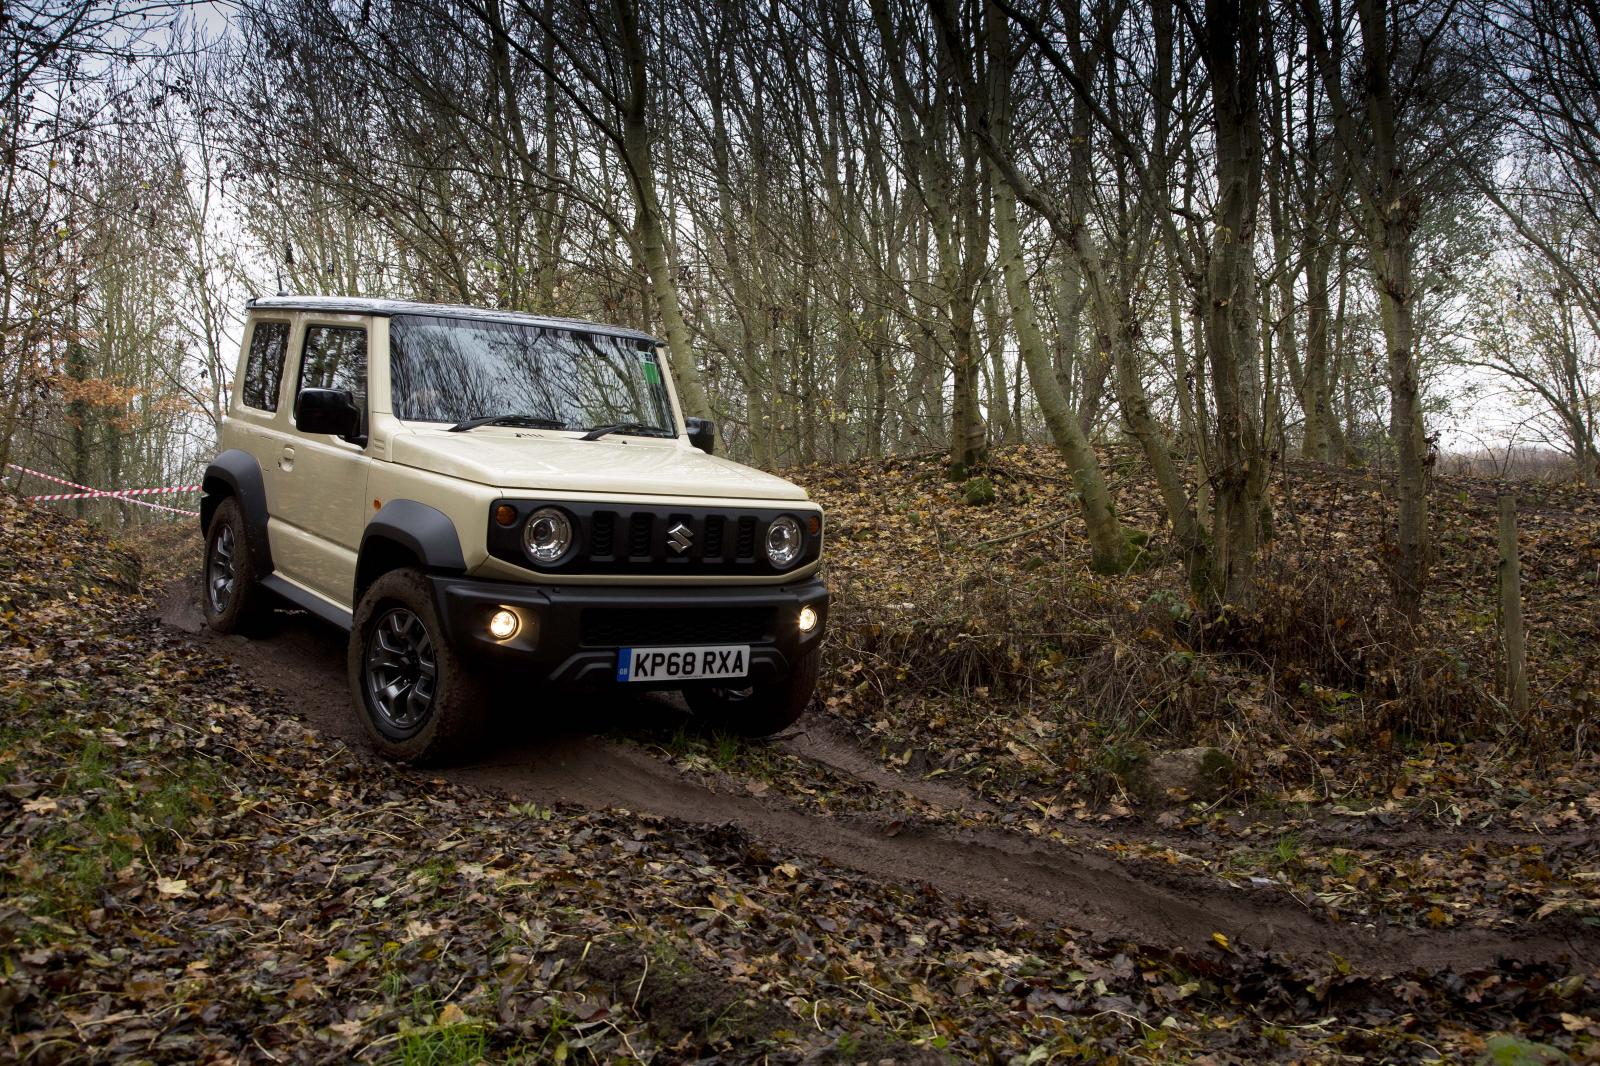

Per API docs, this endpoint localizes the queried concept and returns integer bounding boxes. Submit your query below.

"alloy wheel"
[364,607,437,736]
[207,524,236,614]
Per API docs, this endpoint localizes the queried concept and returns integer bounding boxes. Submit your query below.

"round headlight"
[765,516,803,569]
[522,507,573,564]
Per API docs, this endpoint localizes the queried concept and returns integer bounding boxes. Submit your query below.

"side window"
[241,321,289,412]
[297,325,368,436]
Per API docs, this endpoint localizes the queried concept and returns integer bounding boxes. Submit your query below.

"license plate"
[616,645,750,683]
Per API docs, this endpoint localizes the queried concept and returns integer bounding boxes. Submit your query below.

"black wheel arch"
[356,500,467,606]
[201,450,273,575]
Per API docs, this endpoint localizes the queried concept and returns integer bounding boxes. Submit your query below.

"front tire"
[348,568,486,765]
[683,645,819,736]
[202,497,266,634]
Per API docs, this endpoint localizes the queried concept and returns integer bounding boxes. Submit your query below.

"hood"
[388,428,811,502]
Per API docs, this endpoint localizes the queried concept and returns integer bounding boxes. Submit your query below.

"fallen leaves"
[3,462,1600,1062]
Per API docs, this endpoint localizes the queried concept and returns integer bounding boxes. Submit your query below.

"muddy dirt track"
[159,578,1600,979]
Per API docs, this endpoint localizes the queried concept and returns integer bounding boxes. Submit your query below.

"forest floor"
[3,445,1600,1063]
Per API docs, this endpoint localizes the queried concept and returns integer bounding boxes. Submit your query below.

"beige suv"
[199,297,827,764]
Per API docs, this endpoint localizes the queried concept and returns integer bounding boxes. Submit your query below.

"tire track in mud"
[780,720,1600,853]
[775,721,999,815]
[159,579,1600,976]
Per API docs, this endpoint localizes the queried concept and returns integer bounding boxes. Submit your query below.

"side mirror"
[685,416,716,454]
[296,387,360,438]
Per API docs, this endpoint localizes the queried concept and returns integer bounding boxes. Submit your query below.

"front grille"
[736,517,756,560]
[628,513,653,559]
[704,515,725,559]
[590,511,616,558]
[486,500,822,577]
[580,607,774,647]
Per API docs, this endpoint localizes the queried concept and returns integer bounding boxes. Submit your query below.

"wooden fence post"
[1498,495,1529,718]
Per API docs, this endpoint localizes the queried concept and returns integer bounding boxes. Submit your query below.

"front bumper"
[429,574,829,687]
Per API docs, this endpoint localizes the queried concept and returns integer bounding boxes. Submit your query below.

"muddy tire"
[683,645,819,736]
[348,568,486,766]
[202,497,268,635]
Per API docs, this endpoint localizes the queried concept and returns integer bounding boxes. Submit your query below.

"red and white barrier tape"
[27,485,200,502]
[104,497,201,517]
[6,462,200,517]
[6,464,101,493]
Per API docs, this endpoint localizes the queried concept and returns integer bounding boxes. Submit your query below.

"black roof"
[247,295,660,344]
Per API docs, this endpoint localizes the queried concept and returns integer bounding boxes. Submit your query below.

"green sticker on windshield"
[641,359,662,385]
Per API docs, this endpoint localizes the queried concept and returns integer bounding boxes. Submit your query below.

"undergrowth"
[808,446,1600,802]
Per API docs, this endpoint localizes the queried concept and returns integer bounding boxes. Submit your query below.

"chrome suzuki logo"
[667,522,693,554]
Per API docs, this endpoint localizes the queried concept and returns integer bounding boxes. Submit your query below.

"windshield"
[388,314,675,435]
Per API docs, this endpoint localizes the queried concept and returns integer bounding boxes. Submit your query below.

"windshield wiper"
[579,422,667,441]
[448,414,567,433]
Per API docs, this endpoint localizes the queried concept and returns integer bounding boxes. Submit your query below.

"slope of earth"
[1,447,1597,1062]
[798,446,1600,936]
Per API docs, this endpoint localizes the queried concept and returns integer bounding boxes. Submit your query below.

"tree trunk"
[1301,246,1337,460]
[1304,0,1432,611]
[1052,247,1086,415]
[948,279,987,469]
[63,283,94,522]
[868,284,891,457]
[980,272,1017,445]
[1332,247,1354,463]
[537,0,563,306]
[1104,307,1211,587]
[1359,0,1430,619]
[992,157,1132,572]
[1375,229,1429,616]
[1202,0,1268,607]
[1499,496,1529,718]
[616,0,712,422]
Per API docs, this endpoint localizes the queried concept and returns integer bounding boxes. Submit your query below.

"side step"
[260,574,354,631]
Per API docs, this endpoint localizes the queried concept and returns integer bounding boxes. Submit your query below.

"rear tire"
[202,497,267,635]
[349,568,487,766]
[683,645,819,736]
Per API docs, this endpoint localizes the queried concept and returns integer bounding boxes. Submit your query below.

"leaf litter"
[3,451,1600,1061]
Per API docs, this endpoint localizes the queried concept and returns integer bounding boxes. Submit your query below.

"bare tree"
[0,1,177,476]
[1477,0,1600,485]
[1466,219,1600,484]
[1301,0,1492,618]
[869,0,989,470]
[952,0,1135,571]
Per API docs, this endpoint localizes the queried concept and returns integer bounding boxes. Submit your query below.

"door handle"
[279,445,295,472]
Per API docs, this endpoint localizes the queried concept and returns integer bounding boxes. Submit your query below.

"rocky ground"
[3,446,1599,1063]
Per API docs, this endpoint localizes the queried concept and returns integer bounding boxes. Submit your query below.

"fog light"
[488,609,519,640]
[798,605,818,633]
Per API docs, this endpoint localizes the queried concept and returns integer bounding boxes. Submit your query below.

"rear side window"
[240,321,289,411]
